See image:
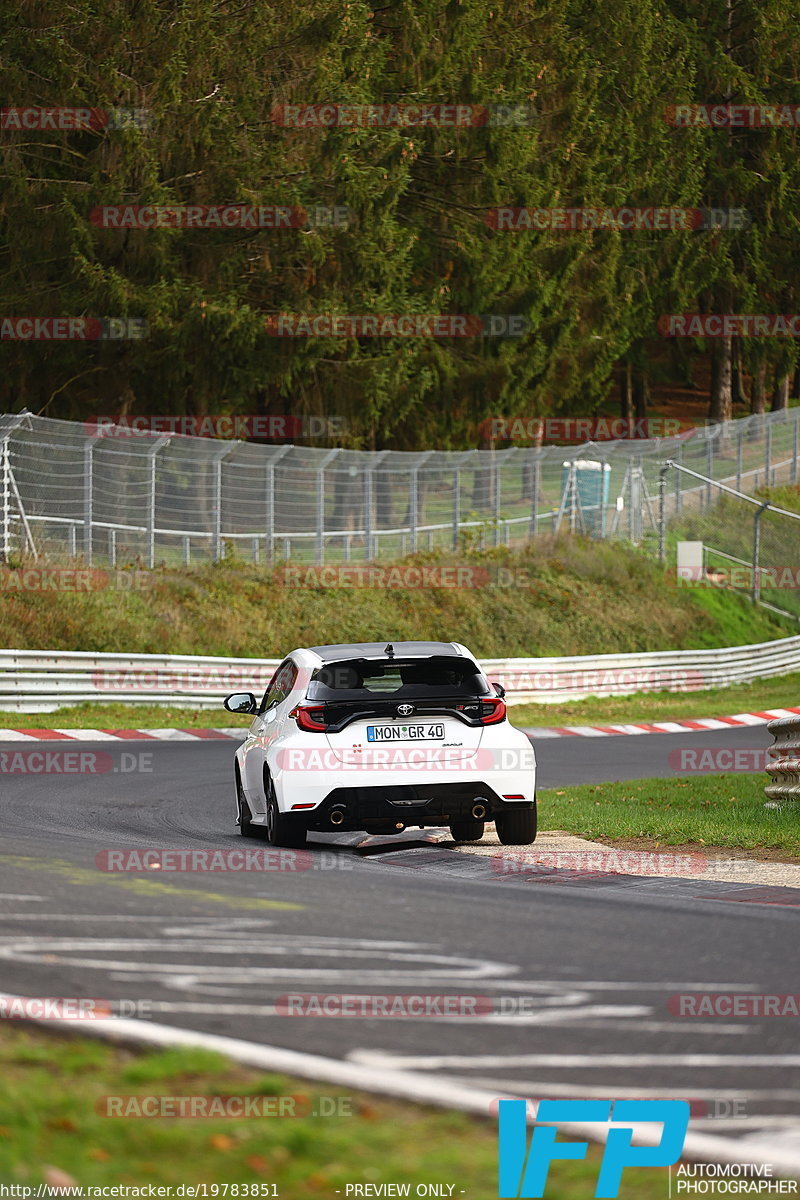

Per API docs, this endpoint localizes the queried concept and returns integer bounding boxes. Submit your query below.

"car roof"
[306,641,465,662]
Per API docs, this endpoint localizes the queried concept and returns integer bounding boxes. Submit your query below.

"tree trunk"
[772,372,790,411]
[708,337,733,422]
[731,342,748,410]
[751,361,767,415]
[619,362,634,424]
[632,369,649,422]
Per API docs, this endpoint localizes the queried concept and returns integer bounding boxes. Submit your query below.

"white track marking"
[51,729,119,740]
[0,991,797,1176]
[348,1050,800,1070]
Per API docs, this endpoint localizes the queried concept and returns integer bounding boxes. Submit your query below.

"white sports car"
[224,640,537,848]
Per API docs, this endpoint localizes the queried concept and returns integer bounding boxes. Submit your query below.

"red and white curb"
[0,727,246,741]
[525,708,800,739]
[0,708,798,741]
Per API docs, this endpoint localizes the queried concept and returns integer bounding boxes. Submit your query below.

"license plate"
[366,723,445,742]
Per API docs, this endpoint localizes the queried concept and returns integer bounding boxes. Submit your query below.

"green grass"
[0,702,248,729]
[0,535,794,660]
[542,773,800,856]
[2,670,797,729]
[510,671,800,728]
[0,1025,672,1197]
[660,482,800,622]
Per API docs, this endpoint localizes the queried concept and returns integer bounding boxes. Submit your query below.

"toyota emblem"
[397,703,415,717]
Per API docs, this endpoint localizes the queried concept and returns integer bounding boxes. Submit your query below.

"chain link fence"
[1,408,798,568]
[658,461,800,624]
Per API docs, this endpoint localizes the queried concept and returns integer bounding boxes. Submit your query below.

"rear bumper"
[299,781,534,832]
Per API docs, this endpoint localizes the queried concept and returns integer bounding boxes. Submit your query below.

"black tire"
[495,801,537,846]
[265,775,307,848]
[236,770,261,838]
[449,818,485,842]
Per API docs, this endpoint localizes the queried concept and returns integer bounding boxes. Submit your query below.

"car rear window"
[305,656,491,701]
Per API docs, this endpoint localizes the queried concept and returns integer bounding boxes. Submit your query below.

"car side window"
[260,659,297,713]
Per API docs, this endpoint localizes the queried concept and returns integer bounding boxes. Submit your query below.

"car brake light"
[290,705,328,732]
[479,698,506,725]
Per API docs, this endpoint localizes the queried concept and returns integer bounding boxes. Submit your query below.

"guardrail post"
[408,452,432,555]
[765,716,800,808]
[658,462,671,563]
[265,445,291,566]
[493,453,501,546]
[705,436,714,508]
[211,441,236,563]
[315,448,339,565]
[452,467,460,550]
[529,455,539,539]
[147,437,170,569]
[0,437,10,563]
[83,438,94,564]
[364,466,374,560]
[752,501,770,603]
[409,468,419,552]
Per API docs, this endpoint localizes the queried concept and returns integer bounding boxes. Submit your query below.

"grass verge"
[0,1025,670,1196]
[0,536,794,658]
[510,673,800,728]
[541,773,800,857]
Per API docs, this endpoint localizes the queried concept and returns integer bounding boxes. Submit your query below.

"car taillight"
[289,705,328,732]
[478,697,506,725]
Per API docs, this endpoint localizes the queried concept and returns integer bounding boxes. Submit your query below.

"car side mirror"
[224,692,257,714]
[492,681,506,698]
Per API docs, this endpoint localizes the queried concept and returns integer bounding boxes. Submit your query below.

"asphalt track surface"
[1,724,798,1171]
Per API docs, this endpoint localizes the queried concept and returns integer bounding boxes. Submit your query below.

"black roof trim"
[308,641,460,662]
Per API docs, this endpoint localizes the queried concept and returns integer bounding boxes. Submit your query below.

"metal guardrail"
[765,716,800,806]
[2,636,800,712]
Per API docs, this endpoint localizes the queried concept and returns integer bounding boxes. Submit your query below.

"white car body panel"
[231,641,536,831]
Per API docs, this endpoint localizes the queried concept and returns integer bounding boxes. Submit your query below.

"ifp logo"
[498,1099,689,1197]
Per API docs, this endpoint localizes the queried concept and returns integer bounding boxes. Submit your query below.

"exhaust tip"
[330,807,347,826]
[471,802,488,820]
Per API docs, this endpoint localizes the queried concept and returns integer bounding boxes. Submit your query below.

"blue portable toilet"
[560,459,611,536]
